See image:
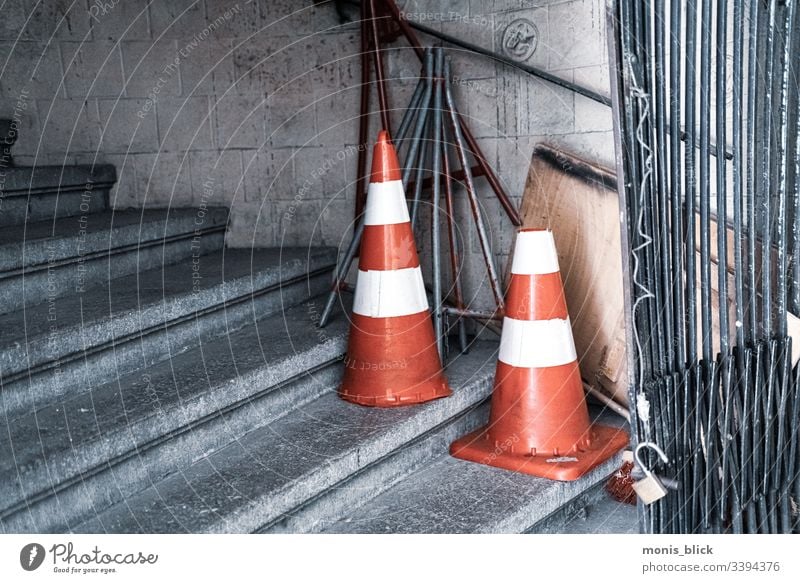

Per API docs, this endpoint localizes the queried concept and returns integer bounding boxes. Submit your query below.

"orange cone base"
[339,378,451,407]
[338,312,452,408]
[449,423,629,481]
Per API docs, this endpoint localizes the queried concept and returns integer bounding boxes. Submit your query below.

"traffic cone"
[450,229,628,480]
[339,130,451,407]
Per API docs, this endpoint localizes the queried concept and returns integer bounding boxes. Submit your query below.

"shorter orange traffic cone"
[450,228,628,480]
[339,130,451,407]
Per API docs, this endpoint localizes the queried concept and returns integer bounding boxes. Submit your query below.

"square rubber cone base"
[339,384,451,407]
[449,423,629,481]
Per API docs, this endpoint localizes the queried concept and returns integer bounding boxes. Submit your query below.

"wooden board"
[517,145,799,409]
[517,145,629,406]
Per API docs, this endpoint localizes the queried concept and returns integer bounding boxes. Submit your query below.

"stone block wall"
[1,0,614,311]
[0,0,358,249]
[389,0,614,310]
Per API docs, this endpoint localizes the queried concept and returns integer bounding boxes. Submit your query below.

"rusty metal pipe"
[431,48,445,361]
[441,117,469,354]
[354,0,372,220]
[368,0,392,133]
[443,58,505,310]
[379,0,521,227]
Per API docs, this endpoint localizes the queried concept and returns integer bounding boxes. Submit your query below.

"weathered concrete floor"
[558,492,638,534]
[76,343,500,533]
[325,407,630,534]
[0,247,335,380]
[0,297,350,530]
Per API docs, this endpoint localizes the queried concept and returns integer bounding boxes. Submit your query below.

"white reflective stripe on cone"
[511,230,560,275]
[363,180,410,226]
[353,266,429,318]
[498,316,577,368]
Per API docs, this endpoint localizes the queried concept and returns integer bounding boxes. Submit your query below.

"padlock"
[631,466,680,490]
[631,441,669,505]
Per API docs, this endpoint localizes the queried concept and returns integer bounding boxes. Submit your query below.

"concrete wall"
[388,0,614,310]
[2,0,614,311]
[0,0,358,249]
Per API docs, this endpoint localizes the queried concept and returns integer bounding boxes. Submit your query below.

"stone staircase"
[0,158,635,534]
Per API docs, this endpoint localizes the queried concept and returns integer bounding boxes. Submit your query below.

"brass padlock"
[631,441,669,505]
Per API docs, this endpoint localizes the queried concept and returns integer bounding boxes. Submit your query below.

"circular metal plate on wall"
[501,18,539,62]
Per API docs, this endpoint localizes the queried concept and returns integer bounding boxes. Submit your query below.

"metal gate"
[608,0,800,533]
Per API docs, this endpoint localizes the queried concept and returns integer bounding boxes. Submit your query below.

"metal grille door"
[608,0,800,533]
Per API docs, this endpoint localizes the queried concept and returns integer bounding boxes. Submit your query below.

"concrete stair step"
[0,297,350,533]
[0,208,227,314]
[72,342,499,533]
[531,484,638,534]
[0,164,114,227]
[0,247,337,417]
[263,402,491,533]
[323,408,629,534]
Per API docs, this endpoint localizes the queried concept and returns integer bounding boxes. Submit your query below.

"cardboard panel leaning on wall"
[517,145,800,409]
[517,144,628,406]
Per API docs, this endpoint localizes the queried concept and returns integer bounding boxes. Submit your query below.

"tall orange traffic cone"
[339,130,451,407]
[450,228,628,480]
